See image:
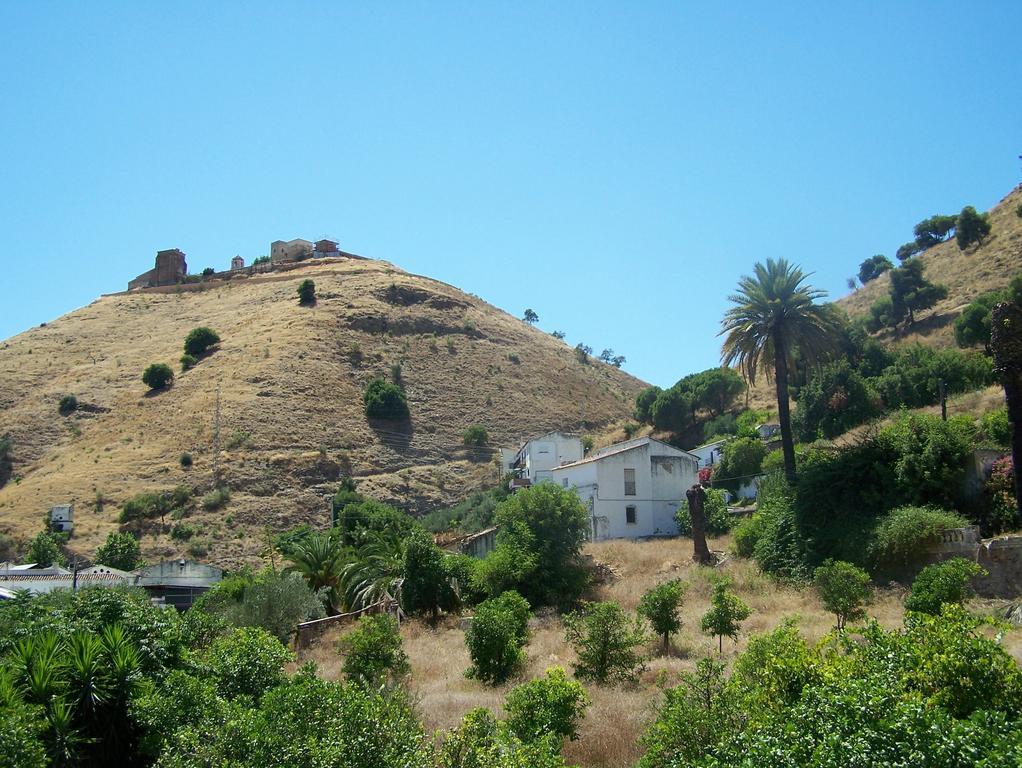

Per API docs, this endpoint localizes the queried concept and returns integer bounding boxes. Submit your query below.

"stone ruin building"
[128,248,187,290]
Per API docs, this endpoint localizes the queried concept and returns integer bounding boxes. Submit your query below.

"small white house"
[49,504,73,534]
[689,439,726,469]
[509,431,584,485]
[551,436,699,541]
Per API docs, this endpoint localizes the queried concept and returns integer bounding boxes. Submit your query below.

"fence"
[293,596,400,650]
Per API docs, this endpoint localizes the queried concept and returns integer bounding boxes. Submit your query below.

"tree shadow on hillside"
[367,418,414,454]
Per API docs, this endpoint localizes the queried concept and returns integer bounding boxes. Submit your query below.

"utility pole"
[212,383,222,488]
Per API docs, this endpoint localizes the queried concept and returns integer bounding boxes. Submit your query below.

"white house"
[49,504,73,534]
[509,431,584,485]
[551,436,699,541]
[689,438,726,469]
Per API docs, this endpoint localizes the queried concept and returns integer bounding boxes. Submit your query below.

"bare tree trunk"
[687,484,713,565]
[772,329,797,484]
[991,302,1022,518]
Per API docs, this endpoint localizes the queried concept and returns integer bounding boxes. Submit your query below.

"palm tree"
[720,258,838,483]
[286,533,347,613]
[340,529,405,611]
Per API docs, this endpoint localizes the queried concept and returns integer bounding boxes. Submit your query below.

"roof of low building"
[552,436,698,470]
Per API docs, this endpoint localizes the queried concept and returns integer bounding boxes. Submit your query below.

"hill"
[0,256,644,565]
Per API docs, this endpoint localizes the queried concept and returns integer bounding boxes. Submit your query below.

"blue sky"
[1,2,1019,388]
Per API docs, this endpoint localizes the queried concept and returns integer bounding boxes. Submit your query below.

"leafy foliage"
[24,532,64,568]
[364,378,410,421]
[858,254,893,283]
[142,363,174,390]
[563,601,648,684]
[904,558,986,614]
[887,258,948,327]
[203,627,293,700]
[675,487,731,536]
[338,614,409,689]
[462,424,489,446]
[956,205,991,250]
[522,308,538,324]
[868,505,969,569]
[813,559,871,630]
[712,437,765,492]
[297,278,316,305]
[58,394,78,415]
[504,666,589,744]
[637,580,686,654]
[913,213,957,249]
[465,592,531,684]
[94,532,145,571]
[401,530,456,619]
[182,326,220,357]
[700,579,751,653]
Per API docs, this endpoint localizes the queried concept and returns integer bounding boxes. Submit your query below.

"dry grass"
[0,257,643,566]
[296,536,1022,768]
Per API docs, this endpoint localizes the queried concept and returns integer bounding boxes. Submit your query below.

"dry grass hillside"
[301,536,1022,768]
[0,256,644,565]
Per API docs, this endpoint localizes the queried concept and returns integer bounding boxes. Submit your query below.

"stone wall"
[923,526,1022,598]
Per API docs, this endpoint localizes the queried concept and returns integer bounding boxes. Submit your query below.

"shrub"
[437,707,567,768]
[297,278,316,305]
[179,451,193,468]
[574,343,591,364]
[731,514,765,558]
[564,601,648,684]
[792,360,883,441]
[204,626,293,700]
[675,488,731,536]
[712,437,765,492]
[58,394,78,415]
[622,422,641,439]
[505,666,589,744]
[363,378,409,421]
[881,413,976,509]
[94,532,145,571]
[463,425,489,446]
[980,407,1011,446]
[638,580,687,654]
[465,592,531,684]
[225,571,325,643]
[142,363,174,390]
[904,557,986,614]
[868,505,969,568]
[700,578,751,653]
[179,353,197,371]
[813,559,871,630]
[401,530,455,619]
[338,614,409,688]
[170,523,196,541]
[487,483,589,608]
[702,413,737,440]
[225,429,251,449]
[201,486,230,511]
[183,326,220,357]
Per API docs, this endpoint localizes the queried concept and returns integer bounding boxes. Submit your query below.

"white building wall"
[522,433,583,483]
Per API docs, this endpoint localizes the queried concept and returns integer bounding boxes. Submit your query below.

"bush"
[504,666,589,744]
[142,363,174,390]
[297,278,316,305]
[712,438,765,492]
[868,505,969,568]
[564,601,648,684]
[904,557,986,614]
[813,559,871,630]
[225,570,325,643]
[204,626,293,700]
[401,530,456,619]
[792,361,883,440]
[94,532,145,571]
[179,353,197,371]
[700,578,751,653]
[675,488,731,536]
[881,413,976,509]
[338,614,409,688]
[486,483,589,608]
[183,326,220,357]
[980,407,1011,446]
[463,425,489,446]
[363,378,410,421]
[24,532,64,567]
[179,452,193,468]
[465,592,531,684]
[201,486,230,511]
[58,394,78,415]
[638,580,686,654]
[731,514,765,558]
[702,413,737,440]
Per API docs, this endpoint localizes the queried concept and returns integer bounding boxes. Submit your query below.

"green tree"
[812,559,871,630]
[692,367,747,417]
[956,205,991,250]
[564,601,648,684]
[225,570,325,643]
[895,241,921,261]
[465,592,531,684]
[488,483,589,608]
[712,437,766,492]
[638,580,686,655]
[94,532,145,571]
[904,557,986,614]
[523,308,539,324]
[675,488,731,536]
[634,386,662,424]
[858,254,893,283]
[954,290,1004,351]
[463,425,489,446]
[888,259,948,327]
[182,327,220,357]
[401,530,455,620]
[700,578,751,653]
[913,214,957,249]
[141,363,174,391]
[24,532,64,568]
[338,614,409,688]
[58,394,78,415]
[297,278,316,305]
[285,532,345,612]
[203,626,293,700]
[650,386,694,433]
[720,258,839,483]
[504,666,589,744]
[363,378,410,421]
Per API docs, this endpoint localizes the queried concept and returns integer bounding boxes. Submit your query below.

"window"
[624,468,636,496]
[626,505,637,524]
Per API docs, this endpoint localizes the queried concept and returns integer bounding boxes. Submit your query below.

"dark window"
[624,468,636,496]
[626,505,637,524]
